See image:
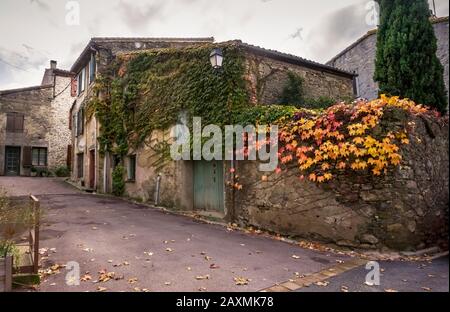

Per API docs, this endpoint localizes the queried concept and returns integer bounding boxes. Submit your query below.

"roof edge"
[327,15,449,65]
[0,84,54,96]
[70,37,215,73]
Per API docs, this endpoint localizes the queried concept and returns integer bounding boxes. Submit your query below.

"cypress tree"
[374,0,448,113]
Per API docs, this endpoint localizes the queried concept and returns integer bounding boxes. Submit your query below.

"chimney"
[50,60,57,69]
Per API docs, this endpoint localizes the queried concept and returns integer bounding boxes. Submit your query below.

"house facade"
[70,39,355,220]
[0,61,73,176]
[68,37,215,190]
[327,16,449,104]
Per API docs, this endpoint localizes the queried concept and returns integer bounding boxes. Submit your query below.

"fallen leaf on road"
[196,275,210,280]
[144,251,154,256]
[187,267,192,271]
[422,287,432,292]
[92,227,98,230]
[336,260,344,264]
[134,287,141,292]
[292,255,301,259]
[165,282,171,286]
[384,289,398,292]
[166,248,174,252]
[198,287,207,291]
[82,248,94,252]
[315,281,329,287]
[97,286,107,292]
[50,283,56,286]
[341,285,349,292]
[142,288,150,292]
[204,256,212,261]
[81,274,92,282]
[210,264,220,269]
[98,270,116,283]
[234,277,250,285]
[50,248,57,253]
[107,260,113,263]
[123,261,130,266]
[128,278,138,284]
[428,274,435,278]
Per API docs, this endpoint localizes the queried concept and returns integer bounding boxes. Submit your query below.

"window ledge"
[126,179,136,183]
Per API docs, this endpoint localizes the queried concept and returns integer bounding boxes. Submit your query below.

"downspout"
[103,144,108,193]
[154,174,162,206]
[94,116,98,190]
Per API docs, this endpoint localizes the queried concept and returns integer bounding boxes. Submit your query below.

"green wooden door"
[194,160,224,212]
[5,146,21,176]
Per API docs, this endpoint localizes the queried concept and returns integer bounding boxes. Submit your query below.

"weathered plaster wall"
[244,52,354,105]
[0,87,53,175]
[124,130,194,211]
[233,112,449,251]
[328,19,449,104]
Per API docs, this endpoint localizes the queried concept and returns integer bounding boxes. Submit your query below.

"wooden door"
[194,160,224,212]
[5,146,21,176]
[89,150,95,189]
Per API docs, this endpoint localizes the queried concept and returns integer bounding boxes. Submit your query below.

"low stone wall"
[234,113,449,251]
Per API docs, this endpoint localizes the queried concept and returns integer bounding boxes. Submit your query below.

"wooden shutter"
[23,146,32,167]
[14,114,24,132]
[6,114,14,132]
[71,78,77,97]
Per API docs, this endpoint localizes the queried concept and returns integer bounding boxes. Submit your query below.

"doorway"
[89,150,95,189]
[193,160,224,212]
[4,146,21,176]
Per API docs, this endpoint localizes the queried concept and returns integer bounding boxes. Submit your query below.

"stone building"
[327,16,449,105]
[68,37,216,190]
[0,61,74,176]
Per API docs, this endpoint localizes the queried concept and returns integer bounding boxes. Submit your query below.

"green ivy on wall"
[88,42,250,157]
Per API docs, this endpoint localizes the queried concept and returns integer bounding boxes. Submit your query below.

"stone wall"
[244,52,354,105]
[327,18,449,105]
[47,75,73,170]
[0,86,53,175]
[233,111,449,251]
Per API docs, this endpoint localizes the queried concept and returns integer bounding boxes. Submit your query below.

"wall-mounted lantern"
[209,48,224,69]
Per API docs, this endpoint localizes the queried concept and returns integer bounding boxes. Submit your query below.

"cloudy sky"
[0,0,448,90]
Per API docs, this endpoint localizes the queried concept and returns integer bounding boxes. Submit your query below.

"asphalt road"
[297,256,449,292]
[1,177,448,292]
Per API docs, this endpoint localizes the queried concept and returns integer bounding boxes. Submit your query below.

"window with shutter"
[6,113,24,133]
[22,146,32,167]
[32,147,47,166]
[71,78,77,97]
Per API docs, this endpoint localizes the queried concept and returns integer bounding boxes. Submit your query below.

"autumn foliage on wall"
[252,95,443,185]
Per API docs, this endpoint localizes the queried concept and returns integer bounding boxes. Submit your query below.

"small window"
[32,147,47,166]
[76,107,84,136]
[6,113,24,133]
[89,54,96,84]
[128,155,136,181]
[77,153,84,178]
[77,68,86,95]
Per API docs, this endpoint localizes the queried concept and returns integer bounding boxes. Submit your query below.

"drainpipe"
[94,117,98,190]
[154,174,162,206]
[103,144,108,193]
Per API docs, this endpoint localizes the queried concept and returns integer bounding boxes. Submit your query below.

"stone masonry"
[327,17,449,105]
[234,109,449,251]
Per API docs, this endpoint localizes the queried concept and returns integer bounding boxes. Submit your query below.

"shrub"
[54,166,70,177]
[112,165,125,196]
[279,72,305,106]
